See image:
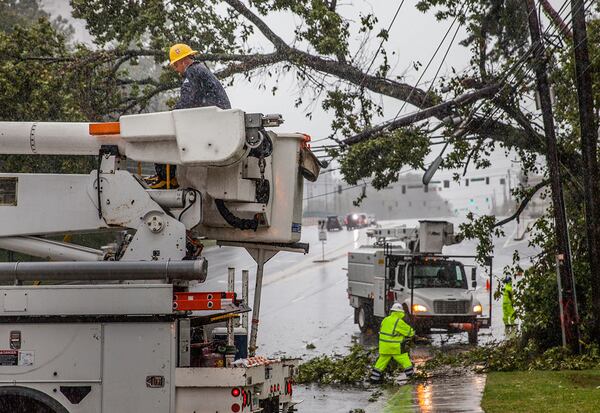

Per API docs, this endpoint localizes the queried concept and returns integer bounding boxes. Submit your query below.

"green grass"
[382,385,414,413]
[482,369,600,413]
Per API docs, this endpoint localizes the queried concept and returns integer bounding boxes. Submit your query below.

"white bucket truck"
[0,107,321,412]
[346,221,492,344]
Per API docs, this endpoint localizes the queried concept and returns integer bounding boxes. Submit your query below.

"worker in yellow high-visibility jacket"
[370,302,415,383]
[503,276,516,334]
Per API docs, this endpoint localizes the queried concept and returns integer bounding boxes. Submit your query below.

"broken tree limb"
[343,83,501,145]
[494,179,549,228]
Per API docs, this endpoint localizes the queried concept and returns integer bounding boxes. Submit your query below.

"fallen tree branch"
[343,83,501,145]
[222,0,441,107]
[213,53,284,78]
[494,179,549,228]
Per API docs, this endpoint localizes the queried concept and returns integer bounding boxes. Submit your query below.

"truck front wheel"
[357,304,375,333]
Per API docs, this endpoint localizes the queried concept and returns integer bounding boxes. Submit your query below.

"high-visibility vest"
[503,283,515,324]
[378,311,414,355]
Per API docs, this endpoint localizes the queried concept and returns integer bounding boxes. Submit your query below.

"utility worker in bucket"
[146,43,232,189]
[502,276,516,333]
[370,302,415,384]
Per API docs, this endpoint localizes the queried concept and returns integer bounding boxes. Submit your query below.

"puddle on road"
[295,372,486,413]
[296,332,487,413]
[295,384,376,413]
[372,372,487,413]
[295,371,486,413]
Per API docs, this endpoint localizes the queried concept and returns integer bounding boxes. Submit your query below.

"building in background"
[303,169,527,220]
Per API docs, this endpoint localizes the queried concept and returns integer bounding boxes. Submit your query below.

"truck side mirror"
[471,268,476,281]
[472,281,477,289]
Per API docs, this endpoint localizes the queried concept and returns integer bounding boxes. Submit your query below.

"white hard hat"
[390,303,403,312]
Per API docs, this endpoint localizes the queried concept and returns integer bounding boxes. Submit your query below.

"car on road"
[326,215,343,231]
[367,214,377,226]
[345,213,368,230]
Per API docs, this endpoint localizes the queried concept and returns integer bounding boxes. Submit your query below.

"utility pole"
[525,0,581,353]
[570,0,600,342]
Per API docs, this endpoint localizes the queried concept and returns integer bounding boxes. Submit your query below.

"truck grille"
[433,300,469,314]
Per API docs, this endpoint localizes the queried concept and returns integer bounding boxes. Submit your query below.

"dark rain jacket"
[175,61,231,110]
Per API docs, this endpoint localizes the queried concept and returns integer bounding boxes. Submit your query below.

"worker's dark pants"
[155,163,177,180]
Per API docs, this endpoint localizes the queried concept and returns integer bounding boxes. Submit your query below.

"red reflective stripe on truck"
[173,298,238,311]
[174,291,236,300]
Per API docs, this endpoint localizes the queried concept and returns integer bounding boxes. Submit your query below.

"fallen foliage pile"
[424,340,600,373]
[296,345,378,385]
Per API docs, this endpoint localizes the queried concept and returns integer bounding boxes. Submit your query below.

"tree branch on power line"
[540,0,573,39]
[343,83,501,145]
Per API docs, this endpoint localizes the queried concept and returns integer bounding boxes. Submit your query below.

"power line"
[459,0,592,197]
[311,1,407,147]
[394,2,469,119]
[347,0,567,147]
[317,0,588,187]
[357,0,406,88]
[464,0,590,157]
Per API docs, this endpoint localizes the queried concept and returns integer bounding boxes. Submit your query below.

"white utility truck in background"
[346,221,492,344]
[0,107,321,412]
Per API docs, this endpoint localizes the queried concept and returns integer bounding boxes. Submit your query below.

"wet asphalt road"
[196,218,537,412]
[198,221,367,358]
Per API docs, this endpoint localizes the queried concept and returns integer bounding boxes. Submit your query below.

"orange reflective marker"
[89,122,120,135]
[301,133,311,149]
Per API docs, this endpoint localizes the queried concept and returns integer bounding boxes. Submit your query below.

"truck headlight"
[473,304,482,313]
[412,304,427,313]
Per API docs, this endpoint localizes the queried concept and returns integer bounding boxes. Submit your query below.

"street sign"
[314,219,328,262]
[318,219,327,241]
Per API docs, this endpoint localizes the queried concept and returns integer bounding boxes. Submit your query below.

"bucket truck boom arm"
[0,107,320,261]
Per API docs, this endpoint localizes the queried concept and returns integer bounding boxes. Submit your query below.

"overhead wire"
[458,0,591,191]
[346,0,566,146]
[358,0,407,87]
[303,164,514,201]
[303,164,425,201]
[462,0,573,129]
[310,0,407,147]
[319,2,468,148]
[464,0,590,154]
[394,1,469,120]
[313,0,587,183]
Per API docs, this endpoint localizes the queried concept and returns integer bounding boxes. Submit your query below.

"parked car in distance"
[326,215,343,231]
[345,213,368,230]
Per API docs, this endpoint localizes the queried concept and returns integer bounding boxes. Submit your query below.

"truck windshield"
[408,262,467,289]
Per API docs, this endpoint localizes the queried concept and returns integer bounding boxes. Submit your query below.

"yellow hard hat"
[169,43,198,65]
